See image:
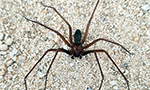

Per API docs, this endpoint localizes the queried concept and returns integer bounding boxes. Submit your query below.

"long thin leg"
[94,52,104,90]
[44,48,61,90]
[84,38,131,54]
[24,48,71,90]
[81,0,99,43]
[23,16,71,47]
[41,2,73,44]
[82,50,130,90]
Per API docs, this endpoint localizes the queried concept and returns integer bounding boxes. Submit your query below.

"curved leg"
[23,16,71,47]
[94,52,104,90]
[81,0,99,43]
[82,49,130,90]
[41,2,73,44]
[24,48,71,90]
[84,38,131,54]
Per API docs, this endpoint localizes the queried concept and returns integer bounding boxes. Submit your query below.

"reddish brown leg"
[82,49,130,90]
[44,48,61,90]
[94,52,104,90]
[24,48,71,90]
[41,2,73,44]
[84,38,131,54]
[81,0,99,43]
[23,17,71,47]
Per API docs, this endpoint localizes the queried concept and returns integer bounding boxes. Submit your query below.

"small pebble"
[0,33,4,40]
[0,44,8,51]
[5,38,13,45]
[109,80,117,85]
[134,10,139,15]
[0,41,2,45]
[146,30,150,36]
[7,74,13,80]
[60,88,66,90]
[0,64,7,71]
[122,63,129,68]
[38,71,45,78]
[12,56,17,61]
[63,45,68,50]
[9,48,18,58]
[141,25,147,30]
[9,52,14,58]
[141,4,150,11]
[134,36,139,41]
[0,75,3,79]
[0,51,7,55]
[113,86,118,89]
[0,69,6,76]
[0,65,7,76]
[17,56,26,65]
[7,60,13,66]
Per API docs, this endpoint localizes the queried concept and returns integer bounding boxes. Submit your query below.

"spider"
[24,0,131,90]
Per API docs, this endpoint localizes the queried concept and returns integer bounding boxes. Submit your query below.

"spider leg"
[94,52,104,90]
[44,48,72,90]
[24,49,57,90]
[84,38,131,54]
[82,50,130,90]
[24,48,71,90]
[41,2,73,44]
[23,16,71,47]
[82,0,99,43]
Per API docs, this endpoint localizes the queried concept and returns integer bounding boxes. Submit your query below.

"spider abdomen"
[74,29,82,44]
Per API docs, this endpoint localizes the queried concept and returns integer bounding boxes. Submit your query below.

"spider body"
[24,0,131,90]
[71,43,83,59]
[71,29,83,59]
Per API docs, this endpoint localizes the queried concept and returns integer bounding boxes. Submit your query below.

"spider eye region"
[74,29,81,44]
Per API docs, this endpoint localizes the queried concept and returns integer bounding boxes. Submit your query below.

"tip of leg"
[41,2,53,8]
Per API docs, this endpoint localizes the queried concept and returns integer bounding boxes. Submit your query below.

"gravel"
[0,33,4,40]
[141,4,150,11]
[0,0,150,90]
[0,44,8,51]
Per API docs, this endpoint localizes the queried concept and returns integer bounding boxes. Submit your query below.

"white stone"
[0,51,7,54]
[5,38,13,45]
[109,80,117,85]
[9,48,18,58]
[38,71,45,78]
[0,75,3,79]
[0,41,2,45]
[113,86,118,89]
[60,88,66,90]
[17,56,26,65]
[141,4,150,11]
[0,33,4,40]
[63,45,68,50]
[146,30,150,36]
[0,44,8,51]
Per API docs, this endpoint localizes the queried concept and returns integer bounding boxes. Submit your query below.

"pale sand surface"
[0,0,150,90]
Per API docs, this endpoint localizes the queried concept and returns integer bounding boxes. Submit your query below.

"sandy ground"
[0,0,150,90]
